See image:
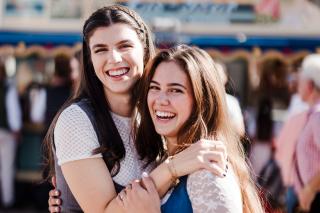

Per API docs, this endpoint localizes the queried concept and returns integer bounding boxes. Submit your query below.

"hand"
[48,176,62,213]
[172,139,228,178]
[298,185,316,211]
[117,173,160,213]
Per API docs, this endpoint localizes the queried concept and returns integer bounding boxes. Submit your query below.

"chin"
[155,128,170,137]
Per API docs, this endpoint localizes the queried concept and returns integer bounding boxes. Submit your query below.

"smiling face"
[147,61,194,141]
[89,23,144,97]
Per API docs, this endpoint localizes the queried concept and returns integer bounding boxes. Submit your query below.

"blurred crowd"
[0,51,81,211]
[0,48,319,212]
[246,54,320,212]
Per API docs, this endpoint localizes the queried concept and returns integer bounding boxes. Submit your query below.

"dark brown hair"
[43,5,155,179]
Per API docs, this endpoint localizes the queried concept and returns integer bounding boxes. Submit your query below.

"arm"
[54,104,227,213]
[298,115,320,211]
[55,105,126,213]
[187,168,242,213]
[62,158,124,213]
[150,139,227,197]
[63,139,227,212]
[298,171,320,211]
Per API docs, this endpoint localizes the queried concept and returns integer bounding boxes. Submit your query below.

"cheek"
[133,48,145,73]
[147,92,153,114]
[178,97,194,120]
[90,57,100,73]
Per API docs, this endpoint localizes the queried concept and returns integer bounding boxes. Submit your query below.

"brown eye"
[119,44,133,49]
[169,88,183,93]
[149,85,159,91]
[94,48,107,53]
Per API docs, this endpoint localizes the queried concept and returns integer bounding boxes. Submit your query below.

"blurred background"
[0,0,319,212]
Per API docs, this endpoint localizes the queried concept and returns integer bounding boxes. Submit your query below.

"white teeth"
[155,111,175,119]
[108,68,128,77]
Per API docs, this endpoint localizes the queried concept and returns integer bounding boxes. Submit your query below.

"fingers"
[141,173,158,195]
[118,189,127,202]
[48,206,60,213]
[200,139,227,160]
[203,160,226,178]
[48,189,62,213]
[48,197,62,206]
[205,150,227,171]
[119,180,141,207]
[49,189,60,197]
[51,176,57,188]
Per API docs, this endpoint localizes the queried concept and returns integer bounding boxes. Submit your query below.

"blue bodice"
[161,176,193,213]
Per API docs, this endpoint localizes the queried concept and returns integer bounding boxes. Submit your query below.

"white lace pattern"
[187,168,242,213]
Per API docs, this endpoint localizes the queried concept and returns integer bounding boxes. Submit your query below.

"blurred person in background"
[275,58,310,213]
[249,98,273,177]
[250,98,286,211]
[258,58,290,110]
[70,50,81,94]
[0,61,22,208]
[275,109,308,213]
[44,54,72,130]
[216,61,245,138]
[285,58,309,120]
[291,54,320,212]
[30,54,72,132]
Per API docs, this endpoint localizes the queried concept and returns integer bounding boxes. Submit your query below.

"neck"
[165,137,178,156]
[105,91,133,117]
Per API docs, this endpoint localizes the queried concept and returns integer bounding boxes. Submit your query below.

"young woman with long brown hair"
[118,45,264,213]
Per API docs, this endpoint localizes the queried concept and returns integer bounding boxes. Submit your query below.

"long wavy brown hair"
[135,45,264,213]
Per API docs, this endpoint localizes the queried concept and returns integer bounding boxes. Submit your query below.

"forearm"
[149,160,173,198]
[103,197,125,213]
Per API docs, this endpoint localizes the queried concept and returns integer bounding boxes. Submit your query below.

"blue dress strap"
[161,176,193,213]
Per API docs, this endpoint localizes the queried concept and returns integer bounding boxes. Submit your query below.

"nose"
[107,49,122,64]
[155,91,170,106]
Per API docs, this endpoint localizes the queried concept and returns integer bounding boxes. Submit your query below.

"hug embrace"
[44,5,263,213]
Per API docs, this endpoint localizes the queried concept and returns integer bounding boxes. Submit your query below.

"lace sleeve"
[54,104,102,166]
[187,169,242,213]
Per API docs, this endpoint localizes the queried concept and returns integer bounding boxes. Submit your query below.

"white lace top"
[162,168,243,213]
[54,104,152,186]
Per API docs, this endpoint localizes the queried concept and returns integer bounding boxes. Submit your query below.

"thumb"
[141,172,157,195]
[51,176,57,188]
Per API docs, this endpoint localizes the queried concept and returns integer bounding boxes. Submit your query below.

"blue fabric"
[286,186,298,213]
[161,176,193,213]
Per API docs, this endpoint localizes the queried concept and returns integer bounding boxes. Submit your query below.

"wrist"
[165,156,180,188]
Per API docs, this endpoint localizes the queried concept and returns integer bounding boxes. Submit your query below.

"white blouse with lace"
[162,167,243,213]
[187,168,242,213]
[54,104,152,186]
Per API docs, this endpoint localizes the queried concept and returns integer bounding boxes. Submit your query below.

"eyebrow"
[91,40,133,50]
[150,80,187,90]
[91,44,107,49]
